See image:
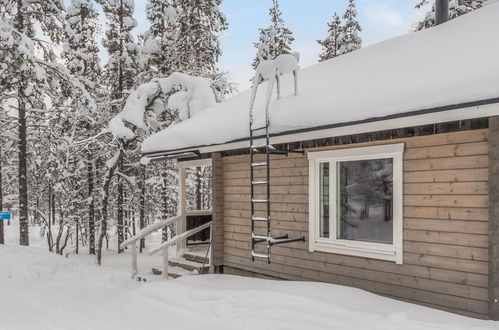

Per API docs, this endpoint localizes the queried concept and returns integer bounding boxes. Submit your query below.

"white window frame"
[308,143,404,264]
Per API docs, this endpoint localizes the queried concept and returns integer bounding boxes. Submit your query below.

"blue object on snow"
[0,212,12,220]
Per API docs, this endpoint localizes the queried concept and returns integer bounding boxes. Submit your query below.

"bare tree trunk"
[87,157,95,254]
[117,155,124,253]
[75,219,79,254]
[139,165,146,252]
[97,148,122,265]
[16,0,29,246]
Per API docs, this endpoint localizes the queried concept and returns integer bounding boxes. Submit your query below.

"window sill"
[310,240,402,264]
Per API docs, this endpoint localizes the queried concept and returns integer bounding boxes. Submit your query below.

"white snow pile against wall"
[142,4,499,154]
[0,245,496,330]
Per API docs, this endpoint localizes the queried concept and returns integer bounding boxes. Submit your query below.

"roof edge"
[143,97,499,158]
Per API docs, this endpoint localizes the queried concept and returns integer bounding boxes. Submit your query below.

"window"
[308,144,404,264]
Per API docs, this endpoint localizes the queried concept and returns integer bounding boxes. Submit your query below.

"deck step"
[182,252,209,265]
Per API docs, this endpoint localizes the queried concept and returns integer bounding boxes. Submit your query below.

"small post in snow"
[162,247,169,279]
[0,212,12,244]
[131,242,138,279]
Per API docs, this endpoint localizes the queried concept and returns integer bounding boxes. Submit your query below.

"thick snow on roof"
[142,5,499,155]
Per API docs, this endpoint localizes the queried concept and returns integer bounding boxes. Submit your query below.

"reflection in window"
[319,163,329,238]
[337,159,393,244]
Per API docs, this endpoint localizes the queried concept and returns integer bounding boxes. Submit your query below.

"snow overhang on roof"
[142,3,499,158]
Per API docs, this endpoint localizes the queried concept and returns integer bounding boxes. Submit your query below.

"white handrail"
[121,215,181,249]
[149,221,213,256]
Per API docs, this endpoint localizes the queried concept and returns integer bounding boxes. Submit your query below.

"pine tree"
[338,0,362,56]
[142,0,179,76]
[414,0,485,31]
[98,0,140,262]
[0,0,89,246]
[253,0,294,68]
[317,13,343,62]
[61,0,102,255]
[174,0,228,75]
[63,0,101,94]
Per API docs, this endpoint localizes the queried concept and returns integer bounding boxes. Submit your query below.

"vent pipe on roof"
[435,0,449,25]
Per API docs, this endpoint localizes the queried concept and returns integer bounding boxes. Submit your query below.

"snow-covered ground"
[1,222,497,330]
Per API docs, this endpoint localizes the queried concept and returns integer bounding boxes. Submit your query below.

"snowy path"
[0,243,497,330]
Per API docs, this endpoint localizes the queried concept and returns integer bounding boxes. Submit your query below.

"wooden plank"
[404,142,488,160]
[403,206,488,221]
[223,157,308,171]
[225,239,489,288]
[404,168,488,183]
[224,209,308,222]
[404,230,488,248]
[224,185,308,195]
[403,129,488,148]
[404,241,488,261]
[488,116,499,320]
[224,176,308,187]
[404,253,488,275]
[224,201,309,213]
[224,193,308,204]
[404,195,488,208]
[404,182,488,195]
[404,155,488,171]
[404,218,488,234]
[223,167,309,179]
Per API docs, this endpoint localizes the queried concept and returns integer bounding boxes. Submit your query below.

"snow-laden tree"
[61,0,102,255]
[414,0,485,31]
[62,0,101,95]
[338,0,362,56]
[173,0,227,75]
[142,0,179,76]
[252,0,294,69]
[317,12,343,62]
[98,0,140,258]
[99,0,139,103]
[0,0,90,246]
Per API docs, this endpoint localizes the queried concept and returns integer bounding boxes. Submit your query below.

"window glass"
[319,162,330,238]
[337,158,393,244]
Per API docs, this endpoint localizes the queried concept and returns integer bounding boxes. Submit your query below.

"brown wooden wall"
[220,129,490,318]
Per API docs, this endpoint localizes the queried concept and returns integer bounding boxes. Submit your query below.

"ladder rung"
[251,126,267,132]
[251,216,269,222]
[252,234,269,241]
[251,162,267,167]
[251,252,269,259]
[252,199,268,203]
[252,180,268,185]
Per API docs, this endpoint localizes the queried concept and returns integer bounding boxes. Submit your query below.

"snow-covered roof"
[142,4,499,156]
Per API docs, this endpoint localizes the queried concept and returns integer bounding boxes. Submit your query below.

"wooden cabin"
[140,5,499,320]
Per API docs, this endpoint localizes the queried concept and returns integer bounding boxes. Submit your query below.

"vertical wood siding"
[221,129,490,318]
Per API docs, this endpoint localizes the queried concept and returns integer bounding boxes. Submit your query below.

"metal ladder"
[249,85,305,264]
